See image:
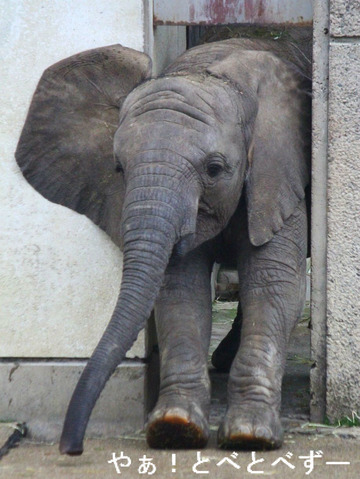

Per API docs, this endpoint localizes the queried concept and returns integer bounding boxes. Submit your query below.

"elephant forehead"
[115,76,244,166]
[119,75,239,127]
[114,114,224,164]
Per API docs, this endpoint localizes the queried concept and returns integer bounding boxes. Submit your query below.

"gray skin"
[15,37,311,454]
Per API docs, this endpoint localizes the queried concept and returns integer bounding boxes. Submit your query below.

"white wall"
[325,0,360,422]
[0,0,146,357]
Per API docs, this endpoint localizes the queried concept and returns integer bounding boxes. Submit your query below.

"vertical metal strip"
[143,0,154,59]
[310,0,330,423]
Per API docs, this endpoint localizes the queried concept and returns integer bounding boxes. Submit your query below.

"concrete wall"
[0,0,146,359]
[326,0,360,422]
[0,1,186,440]
[311,0,360,423]
[0,0,148,439]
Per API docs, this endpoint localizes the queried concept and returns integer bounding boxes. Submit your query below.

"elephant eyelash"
[204,153,228,179]
[207,162,224,178]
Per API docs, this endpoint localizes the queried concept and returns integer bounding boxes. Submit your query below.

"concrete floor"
[1,430,360,478]
[1,301,359,478]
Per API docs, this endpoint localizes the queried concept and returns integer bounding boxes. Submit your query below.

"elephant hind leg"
[211,301,242,372]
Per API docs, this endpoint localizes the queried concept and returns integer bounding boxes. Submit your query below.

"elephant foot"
[218,404,283,450]
[146,400,209,449]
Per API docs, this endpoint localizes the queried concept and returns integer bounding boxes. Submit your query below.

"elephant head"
[15,41,310,455]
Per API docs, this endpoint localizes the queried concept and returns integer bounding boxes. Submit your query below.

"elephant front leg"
[219,200,307,450]
[146,246,214,449]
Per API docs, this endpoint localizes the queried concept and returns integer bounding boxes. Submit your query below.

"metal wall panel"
[154,0,313,26]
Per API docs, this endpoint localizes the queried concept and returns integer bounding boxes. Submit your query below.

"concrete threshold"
[0,361,146,442]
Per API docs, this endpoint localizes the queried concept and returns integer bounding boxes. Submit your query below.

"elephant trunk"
[59,180,190,455]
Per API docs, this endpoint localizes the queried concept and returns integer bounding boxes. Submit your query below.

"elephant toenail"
[255,426,271,440]
[163,407,189,422]
[238,424,252,436]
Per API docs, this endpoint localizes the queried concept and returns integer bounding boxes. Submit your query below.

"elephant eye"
[206,160,224,178]
[114,154,124,174]
[115,163,124,173]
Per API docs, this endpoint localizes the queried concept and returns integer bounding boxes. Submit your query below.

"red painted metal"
[154,0,313,26]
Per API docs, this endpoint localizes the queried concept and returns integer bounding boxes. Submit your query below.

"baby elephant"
[16,37,311,454]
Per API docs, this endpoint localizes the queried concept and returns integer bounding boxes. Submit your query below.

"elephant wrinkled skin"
[15,37,311,454]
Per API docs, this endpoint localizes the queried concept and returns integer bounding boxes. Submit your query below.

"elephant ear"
[16,45,152,246]
[207,50,310,246]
